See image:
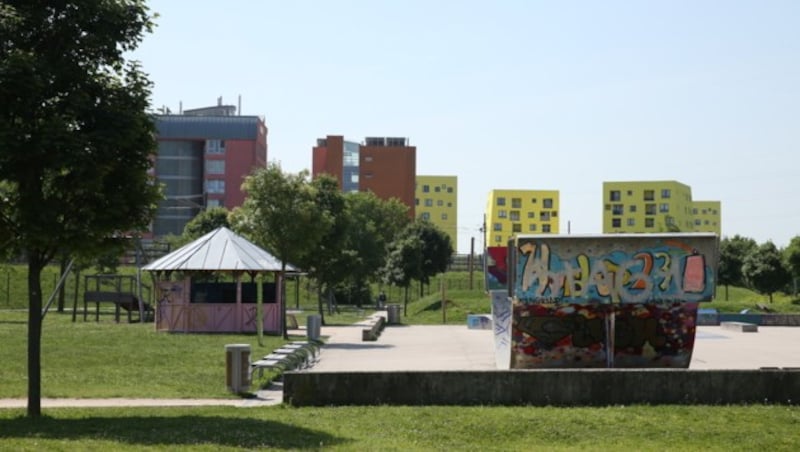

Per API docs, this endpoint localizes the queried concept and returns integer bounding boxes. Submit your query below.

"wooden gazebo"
[143,227,295,334]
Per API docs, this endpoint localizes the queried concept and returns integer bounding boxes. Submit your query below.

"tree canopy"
[0,0,161,417]
[718,235,758,299]
[233,163,333,337]
[742,241,791,303]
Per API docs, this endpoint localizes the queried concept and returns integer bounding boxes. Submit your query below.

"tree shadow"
[0,413,348,449]
[418,299,457,313]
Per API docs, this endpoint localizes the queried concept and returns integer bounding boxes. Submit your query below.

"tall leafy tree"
[339,192,409,306]
[382,219,453,312]
[783,235,800,296]
[233,163,331,338]
[0,1,161,417]
[718,235,758,299]
[301,176,350,322]
[182,206,231,242]
[742,241,791,303]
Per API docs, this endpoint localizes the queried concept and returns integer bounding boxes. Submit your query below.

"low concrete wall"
[284,369,800,406]
[697,313,800,326]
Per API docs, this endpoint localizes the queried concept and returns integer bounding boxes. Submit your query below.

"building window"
[610,190,621,201]
[511,198,522,208]
[612,218,621,228]
[447,202,452,207]
[531,198,537,203]
[415,198,419,206]
[493,223,503,231]
[494,235,502,243]
[695,219,701,226]
[543,198,553,208]
[527,212,535,219]
[542,224,551,233]
[612,204,623,215]
[421,212,430,220]
[627,218,635,226]
[434,186,441,193]
[447,187,453,193]
[645,204,656,215]
[540,212,551,221]
[512,223,522,233]
[205,160,225,174]
[207,199,221,208]
[645,218,655,228]
[629,205,637,213]
[661,189,671,198]
[422,185,430,193]
[692,208,698,215]
[529,224,537,232]
[425,199,433,207]
[644,190,654,201]
[498,210,507,218]
[437,200,443,206]
[206,179,225,194]
[496,197,506,206]
[660,203,670,213]
[206,139,225,154]
[363,156,373,162]
[441,213,448,220]
[510,211,520,221]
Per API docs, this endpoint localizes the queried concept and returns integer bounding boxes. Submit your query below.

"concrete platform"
[309,317,800,372]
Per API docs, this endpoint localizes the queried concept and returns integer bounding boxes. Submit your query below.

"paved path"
[2,313,799,409]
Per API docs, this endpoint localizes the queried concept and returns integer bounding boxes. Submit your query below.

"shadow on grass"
[0,413,348,449]
[417,299,457,314]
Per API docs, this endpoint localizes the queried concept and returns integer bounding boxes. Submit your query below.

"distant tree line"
[719,234,800,303]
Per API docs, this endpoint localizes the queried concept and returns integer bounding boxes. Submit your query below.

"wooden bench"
[362,316,386,341]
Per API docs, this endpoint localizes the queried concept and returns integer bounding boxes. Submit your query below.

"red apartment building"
[152,103,267,237]
[312,135,416,218]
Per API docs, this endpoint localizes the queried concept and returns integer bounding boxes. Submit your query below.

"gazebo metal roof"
[142,227,295,273]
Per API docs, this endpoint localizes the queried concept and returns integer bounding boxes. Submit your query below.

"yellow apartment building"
[602,181,720,234]
[415,175,457,247]
[485,189,559,247]
[691,200,722,236]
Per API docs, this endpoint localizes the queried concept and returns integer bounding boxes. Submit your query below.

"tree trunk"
[724,284,729,301]
[57,257,68,312]
[27,255,44,418]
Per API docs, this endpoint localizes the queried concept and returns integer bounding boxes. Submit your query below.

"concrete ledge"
[283,369,800,406]
[721,321,758,332]
[362,316,386,341]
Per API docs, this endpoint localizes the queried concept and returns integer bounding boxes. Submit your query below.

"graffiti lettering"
[516,241,712,304]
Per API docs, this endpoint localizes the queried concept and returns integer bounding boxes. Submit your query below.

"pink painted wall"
[154,279,281,334]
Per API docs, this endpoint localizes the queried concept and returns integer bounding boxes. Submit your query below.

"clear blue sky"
[132,1,799,253]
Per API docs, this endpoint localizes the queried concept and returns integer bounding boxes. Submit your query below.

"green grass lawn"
[0,405,798,450]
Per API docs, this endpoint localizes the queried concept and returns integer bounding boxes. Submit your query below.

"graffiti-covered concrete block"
[508,233,719,369]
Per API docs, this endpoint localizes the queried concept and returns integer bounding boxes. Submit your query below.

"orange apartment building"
[312,135,416,218]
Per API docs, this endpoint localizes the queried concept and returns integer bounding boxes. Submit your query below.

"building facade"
[485,189,560,247]
[691,200,722,236]
[312,135,416,218]
[415,175,458,247]
[602,181,721,235]
[152,106,267,237]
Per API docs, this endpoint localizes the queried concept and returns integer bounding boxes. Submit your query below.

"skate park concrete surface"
[282,313,800,406]
[2,312,799,409]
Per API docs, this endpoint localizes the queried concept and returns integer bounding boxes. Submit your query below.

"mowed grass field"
[1,404,799,451]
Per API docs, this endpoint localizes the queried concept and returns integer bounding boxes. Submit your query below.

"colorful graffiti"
[485,246,509,291]
[514,240,714,304]
[501,234,718,369]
